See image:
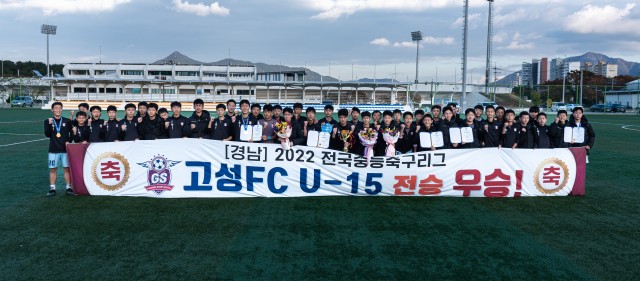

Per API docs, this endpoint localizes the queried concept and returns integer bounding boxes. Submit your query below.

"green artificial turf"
[0,108,639,280]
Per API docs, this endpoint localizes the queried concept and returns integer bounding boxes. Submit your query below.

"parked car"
[551,102,566,111]
[477,102,498,110]
[590,104,612,112]
[611,104,627,113]
[10,96,34,107]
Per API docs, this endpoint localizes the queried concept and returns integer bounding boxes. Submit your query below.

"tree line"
[1,60,64,77]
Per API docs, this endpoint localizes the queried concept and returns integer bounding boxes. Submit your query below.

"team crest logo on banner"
[91,152,130,191]
[534,158,569,194]
[137,155,181,195]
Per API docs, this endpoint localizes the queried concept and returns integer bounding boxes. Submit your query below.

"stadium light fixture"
[411,31,422,85]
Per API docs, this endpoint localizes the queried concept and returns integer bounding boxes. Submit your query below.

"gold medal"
[56,133,61,138]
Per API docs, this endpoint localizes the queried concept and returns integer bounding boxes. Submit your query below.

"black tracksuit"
[44,117,73,153]
[102,119,121,142]
[481,119,502,148]
[500,122,519,148]
[189,111,211,139]
[516,122,536,149]
[209,117,233,141]
[458,120,482,149]
[88,118,105,143]
[140,116,167,140]
[568,118,596,153]
[119,117,141,141]
[548,121,569,148]
[233,115,259,142]
[534,123,552,148]
[396,123,417,153]
[167,115,191,138]
[73,123,90,143]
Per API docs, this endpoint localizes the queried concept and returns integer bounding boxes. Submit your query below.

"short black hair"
[324,104,334,111]
[124,103,136,110]
[422,114,433,120]
[107,105,117,112]
[251,103,261,110]
[537,112,547,118]
[557,110,568,116]
[216,104,226,110]
[263,104,273,111]
[529,106,540,113]
[442,107,453,114]
[293,102,303,109]
[89,105,102,112]
[431,105,441,111]
[170,101,182,108]
[283,107,293,114]
[78,102,89,109]
[414,109,425,116]
[465,108,475,116]
[273,104,282,110]
[338,108,349,117]
[137,101,148,108]
[51,101,63,109]
[158,107,169,114]
[505,109,516,115]
[485,105,495,111]
[393,109,402,115]
[496,106,506,112]
[75,111,87,118]
[226,99,236,105]
[351,107,360,113]
[193,99,204,105]
[306,107,316,113]
[383,110,393,117]
[403,111,414,118]
[474,104,484,110]
[446,102,457,108]
[361,111,371,118]
[572,107,583,113]
[372,110,381,115]
[519,111,530,118]
[239,99,250,106]
[147,103,159,110]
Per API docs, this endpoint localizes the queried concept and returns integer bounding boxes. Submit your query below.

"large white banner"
[81,139,581,198]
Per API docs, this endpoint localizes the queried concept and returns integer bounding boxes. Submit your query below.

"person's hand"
[375,124,381,130]
[554,117,559,123]
[48,118,53,124]
[350,125,355,131]
[585,145,591,150]
[484,124,489,131]
[137,117,143,123]
[122,124,127,131]
[521,128,526,132]
[416,125,421,132]
[70,110,75,118]
[116,118,121,122]
[304,121,308,127]
[401,124,405,130]
[431,147,436,151]
[191,124,196,129]
[453,143,458,148]
[262,135,267,141]
[502,127,507,134]
[72,126,77,135]
[332,127,337,134]
[231,116,236,123]
[103,120,108,126]
[82,141,88,144]
[88,118,92,125]
[165,121,170,129]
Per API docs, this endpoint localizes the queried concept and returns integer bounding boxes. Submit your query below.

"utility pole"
[461,0,469,109]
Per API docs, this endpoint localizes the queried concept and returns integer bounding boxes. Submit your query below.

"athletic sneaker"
[47,190,56,197]
[65,188,74,196]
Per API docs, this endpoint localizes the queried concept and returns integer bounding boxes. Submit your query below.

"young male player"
[102,105,121,142]
[72,111,90,144]
[120,103,140,141]
[167,101,190,138]
[534,112,552,149]
[88,105,104,142]
[319,104,337,128]
[44,102,74,196]
[350,107,362,128]
[208,103,233,141]
[189,99,211,139]
[330,108,355,152]
[233,99,258,142]
[480,105,501,148]
[258,104,277,143]
[281,107,305,146]
[293,102,307,126]
[140,103,167,140]
[500,109,519,149]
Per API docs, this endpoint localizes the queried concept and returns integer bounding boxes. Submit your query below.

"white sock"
[66,184,72,189]
[50,185,56,190]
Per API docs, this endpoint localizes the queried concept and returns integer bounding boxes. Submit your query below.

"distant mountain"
[496,52,640,85]
[152,51,338,81]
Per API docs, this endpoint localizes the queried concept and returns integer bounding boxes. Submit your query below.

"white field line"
[0,133,42,136]
[0,138,47,147]
[0,120,41,124]
[621,125,640,132]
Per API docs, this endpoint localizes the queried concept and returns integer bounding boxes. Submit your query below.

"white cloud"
[503,32,534,50]
[564,3,640,35]
[307,0,462,20]
[424,36,454,45]
[370,38,390,46]
[393,41,416,48]
[0,0,131,15]
[451,13,481,29]
[172,0,229,16]
[494,8,533,28]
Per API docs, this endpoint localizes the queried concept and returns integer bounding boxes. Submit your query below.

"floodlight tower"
[485,0,494,101]
[41,24,57,78]
[461,0,469,109]
[411,31,422,84]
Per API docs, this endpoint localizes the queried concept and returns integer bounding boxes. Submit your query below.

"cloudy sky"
[1,0,639,83]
